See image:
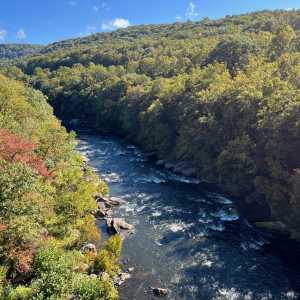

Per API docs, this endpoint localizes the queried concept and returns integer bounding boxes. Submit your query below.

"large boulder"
[109,196,127,206]
[95,195,110,204]
[96,195,126,207]
[106,218,134,235]
[99,272,110,281]
[94,201,113,218]
[114,272,131,286]
[152,287,169,297]
[80,243,97,253]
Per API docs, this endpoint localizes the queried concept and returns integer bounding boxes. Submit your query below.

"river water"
[77,133,298,300]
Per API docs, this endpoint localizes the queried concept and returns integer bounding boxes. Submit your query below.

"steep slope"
[0,72,121,299]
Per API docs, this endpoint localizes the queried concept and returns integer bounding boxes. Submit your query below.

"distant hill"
[0,44,44,60]
[36,9,300,54]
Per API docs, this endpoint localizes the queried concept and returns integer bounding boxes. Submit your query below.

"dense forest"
[0,73,122,298]
[1,8,300,298]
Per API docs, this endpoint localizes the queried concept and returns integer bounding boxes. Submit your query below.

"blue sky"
[1,0,300,45]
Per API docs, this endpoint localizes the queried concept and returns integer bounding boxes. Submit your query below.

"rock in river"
[152,287,169,297]
[109,196,127,206]
[106,217,134,235]
[114,272,132,286]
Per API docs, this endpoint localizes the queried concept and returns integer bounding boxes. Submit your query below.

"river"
[77,133,298,300]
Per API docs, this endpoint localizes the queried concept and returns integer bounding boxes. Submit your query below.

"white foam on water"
[202,260,214,267]
[163,206,182,214]
[154,240,163,246]
[122,205,135,213]
[165,222,194,233]
[216,288,241,300]
[187,285,199,294]
[136,205,147,212]
[168,223,185,232]
[284,291,298,299]
[241,242,248,251]
[198,212,214,224]
[126,144,137,149]
[249,243,261,250]
[198,218,213,224]
[241,237,269,251]
[136,192,148,198]
[170,272,182,284]
[211,208,239,221]
[133,175,166,184]
[136,157,147,162]
[208,223,225,232]
[194,197,211,204]
[167,173,201,184]
[190,252,216,269]
[152,211,162,217]
[208,193,233,204]
[249,265,257,271]
[102,172,122,183]
[255,238,270,246]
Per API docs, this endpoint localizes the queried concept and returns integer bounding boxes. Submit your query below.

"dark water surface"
[77,133,298,300]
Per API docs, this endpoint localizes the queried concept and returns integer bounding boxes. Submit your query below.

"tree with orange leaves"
[0,129,49,177]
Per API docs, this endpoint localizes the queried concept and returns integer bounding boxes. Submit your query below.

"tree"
[0,129,49,177]
[270,24,296,58]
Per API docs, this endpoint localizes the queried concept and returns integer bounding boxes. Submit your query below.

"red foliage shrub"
[0,129,49,177]
[9,248,34,274]
[0,223,7,233]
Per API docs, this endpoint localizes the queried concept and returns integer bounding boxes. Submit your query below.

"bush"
[72,274,118,300]
[7,286,34,300]
[31,246,75,299]
[94,235,122,276]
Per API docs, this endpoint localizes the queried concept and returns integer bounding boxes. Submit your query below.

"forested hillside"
[0,73,122,299]
[3,9,300,242]
[0,44,43,61]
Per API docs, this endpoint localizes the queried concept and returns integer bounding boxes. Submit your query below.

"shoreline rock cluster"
[93,194,169,296]
[94,195,134,237]
[155,159,197,178]
[92,194,135,287]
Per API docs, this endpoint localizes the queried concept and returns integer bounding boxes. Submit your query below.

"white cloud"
[68,1,77,6]
[93,6,99,13]
[185,2,199,20]
[101,18,130,31]
[0,29,7,41]
[17,29,26,40]
[176,15,182,21]
[112,18,130,28]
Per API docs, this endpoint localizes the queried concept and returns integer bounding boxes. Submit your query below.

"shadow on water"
[76,133,300,300]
